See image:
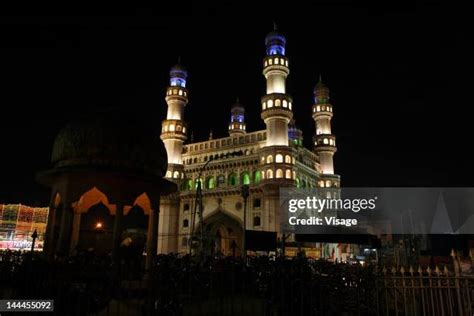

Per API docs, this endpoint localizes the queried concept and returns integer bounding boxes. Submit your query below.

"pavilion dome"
[51,109,168,177]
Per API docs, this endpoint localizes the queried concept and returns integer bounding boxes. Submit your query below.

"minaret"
[158,62,188,254]
[312,76,339,187]
[258,25,296,234]
[261,24,293,146]
[161,62,188,178]
[228,99,246,136]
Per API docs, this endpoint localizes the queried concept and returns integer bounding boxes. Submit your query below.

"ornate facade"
[158,27,340,256]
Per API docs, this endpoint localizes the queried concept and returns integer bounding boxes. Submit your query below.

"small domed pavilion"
[36,110,176,269]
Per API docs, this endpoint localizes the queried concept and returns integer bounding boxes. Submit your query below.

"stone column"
[69,211,81,255]
[158,197,179,254]
[43,205,57,258]
[56,204,73,256]
[112,203,124,262]
[145,204,160,271]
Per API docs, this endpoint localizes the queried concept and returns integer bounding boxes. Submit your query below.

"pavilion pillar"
[69,211,81,255]
[43,205,57,258]
[56,204,73,256]
[145,203,160,272]
[112,203,124,262]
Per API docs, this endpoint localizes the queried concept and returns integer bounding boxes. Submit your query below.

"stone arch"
[276,169,283,178]
[77,201,114,253]
[130,192,152,215]
[74,187,113,214]
[184,179,194,191]
[204,207,242,226]
[241,171,251,185]
[253,170,262,184]
[266,169,273,179]
[253,215,261,227]
[124,205,147,230]
[228,173,238,186]
[120,204,148,262]
[206,176,216,189]
[202,210,243,256]
[216,174,226,187]
[183,218,189,228]
[81,202,113,229]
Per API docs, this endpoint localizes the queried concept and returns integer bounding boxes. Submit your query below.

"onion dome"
[50,109,168,178]
[169,58,188,87]
[265,22,286,56]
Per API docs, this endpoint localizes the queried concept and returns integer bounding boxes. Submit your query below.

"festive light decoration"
[0,204,48,250]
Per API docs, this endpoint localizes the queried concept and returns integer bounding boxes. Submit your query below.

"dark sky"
[0,2,471,205]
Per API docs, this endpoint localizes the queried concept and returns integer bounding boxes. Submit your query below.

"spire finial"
[177,56,181,64]
[273,21,278,31]
[315,74,328,91]
[209,129,213,140]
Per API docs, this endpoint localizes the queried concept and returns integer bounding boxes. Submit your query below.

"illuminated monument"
[4,26,343,259]
[158,26,342,258]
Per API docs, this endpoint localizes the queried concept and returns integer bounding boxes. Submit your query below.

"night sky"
[0,3,471,205]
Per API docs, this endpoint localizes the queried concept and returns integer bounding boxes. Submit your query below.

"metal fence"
[379,265,474,315]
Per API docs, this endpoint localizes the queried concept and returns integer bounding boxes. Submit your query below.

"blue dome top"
[265,29,286,56]
[169,63,187,87]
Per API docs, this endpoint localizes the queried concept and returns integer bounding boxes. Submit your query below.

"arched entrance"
[122,205,148,257]
[77,201,114,254]
[202,211,242,256]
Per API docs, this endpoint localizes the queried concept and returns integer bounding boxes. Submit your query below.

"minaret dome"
[169,62,188,88]
[228,99,246,136]
[265,24,286,56]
